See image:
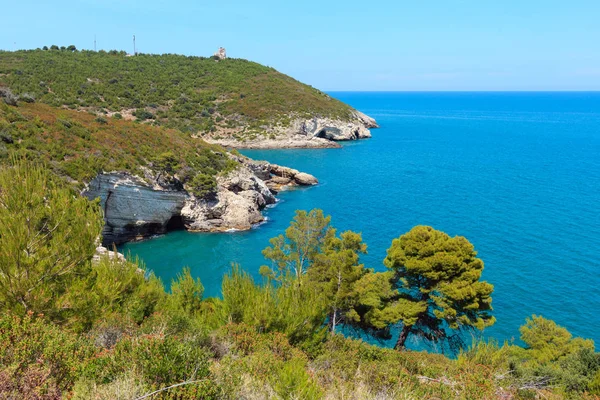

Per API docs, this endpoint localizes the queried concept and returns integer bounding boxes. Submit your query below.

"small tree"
[0,159,103,315]
[169,267,204,314]
[154,151,178,174]
[265,210,399,337]
[306,230,367,333]
[262,209,334,281]
[384,226,495,350]
[222,265,326,344]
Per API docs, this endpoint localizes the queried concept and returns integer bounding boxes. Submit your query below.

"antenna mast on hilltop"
[94,35,97,52]
[133,35,136,55]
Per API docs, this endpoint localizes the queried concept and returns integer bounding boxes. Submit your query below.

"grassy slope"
[0,102,237,192]
[0,50,354,137]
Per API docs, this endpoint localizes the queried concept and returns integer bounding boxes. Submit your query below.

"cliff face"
[83,174,189,245]
[83,158,317,246]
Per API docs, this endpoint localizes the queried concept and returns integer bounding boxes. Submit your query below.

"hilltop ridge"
[0,49,377,148]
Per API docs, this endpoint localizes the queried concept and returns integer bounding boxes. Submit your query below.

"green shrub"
[58,255,166,332]
[221,266,327,345]
[81,334,217,398]
[190,173,217,198]
[0,313,95,393]
[134,109,154,121]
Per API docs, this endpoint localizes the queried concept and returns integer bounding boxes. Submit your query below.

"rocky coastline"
[206,111,379,149]
[83,156,318,246]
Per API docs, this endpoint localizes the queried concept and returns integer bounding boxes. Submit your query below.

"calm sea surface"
[123,92,600,348]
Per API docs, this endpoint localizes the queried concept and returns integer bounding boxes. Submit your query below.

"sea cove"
[123,91,600,348]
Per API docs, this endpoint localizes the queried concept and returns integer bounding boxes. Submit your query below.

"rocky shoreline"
[81,111,377,246]
[83,156,318,246]
[206,111,379,149]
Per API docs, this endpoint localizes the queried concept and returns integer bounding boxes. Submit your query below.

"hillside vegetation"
[0,158,599,399]
[0,101,237,196]
[0,49,354,138]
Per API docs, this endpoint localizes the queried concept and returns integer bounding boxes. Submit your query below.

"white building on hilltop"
[213,47,226,60]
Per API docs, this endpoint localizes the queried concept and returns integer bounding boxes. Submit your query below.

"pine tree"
[264,210,400,337]
[0,159,103,315]
[262,209,334,281]
[520,315,595,362]
[306,230,367,333]
[384,225,495,350]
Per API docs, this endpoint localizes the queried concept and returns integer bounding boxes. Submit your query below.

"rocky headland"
[83,155,318,246]
[206,111,379,149]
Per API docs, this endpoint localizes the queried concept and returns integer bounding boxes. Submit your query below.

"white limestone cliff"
[83,158,317,245]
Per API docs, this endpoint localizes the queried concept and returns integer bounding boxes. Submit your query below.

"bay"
[123,92,600,348]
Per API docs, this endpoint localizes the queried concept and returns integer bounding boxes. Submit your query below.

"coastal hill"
[0,100,318,244]
[0,48,377,148]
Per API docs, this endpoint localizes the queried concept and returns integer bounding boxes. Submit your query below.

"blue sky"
[2,1,600,91]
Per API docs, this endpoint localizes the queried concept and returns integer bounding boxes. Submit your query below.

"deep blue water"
[123,92,600,348]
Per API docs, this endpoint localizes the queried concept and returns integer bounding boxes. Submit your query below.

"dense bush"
[0,313,95,397]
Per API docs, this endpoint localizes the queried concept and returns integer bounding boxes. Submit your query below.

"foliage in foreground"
[2,311,599,399]
[0,160,598,399]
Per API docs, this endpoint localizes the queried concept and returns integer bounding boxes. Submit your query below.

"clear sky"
[2,0,600,91]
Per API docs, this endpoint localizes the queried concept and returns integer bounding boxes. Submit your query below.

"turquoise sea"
[123,92,600,349]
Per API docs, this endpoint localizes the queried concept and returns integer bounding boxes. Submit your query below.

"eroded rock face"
[181,164,276,232]
[83,158,318,245]
[84,173,188,245]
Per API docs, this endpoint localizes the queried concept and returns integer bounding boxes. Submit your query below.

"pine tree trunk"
[395,325,412,350]
[330,309,337,335]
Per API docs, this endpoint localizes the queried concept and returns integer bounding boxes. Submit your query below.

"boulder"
[92,246,126,264]
[294,172,318,186]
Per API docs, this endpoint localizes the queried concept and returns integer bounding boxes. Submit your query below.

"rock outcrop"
[206,110,379,149]
[92,246,126,264]
[83,157,317,245]
[84,174,188,245]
